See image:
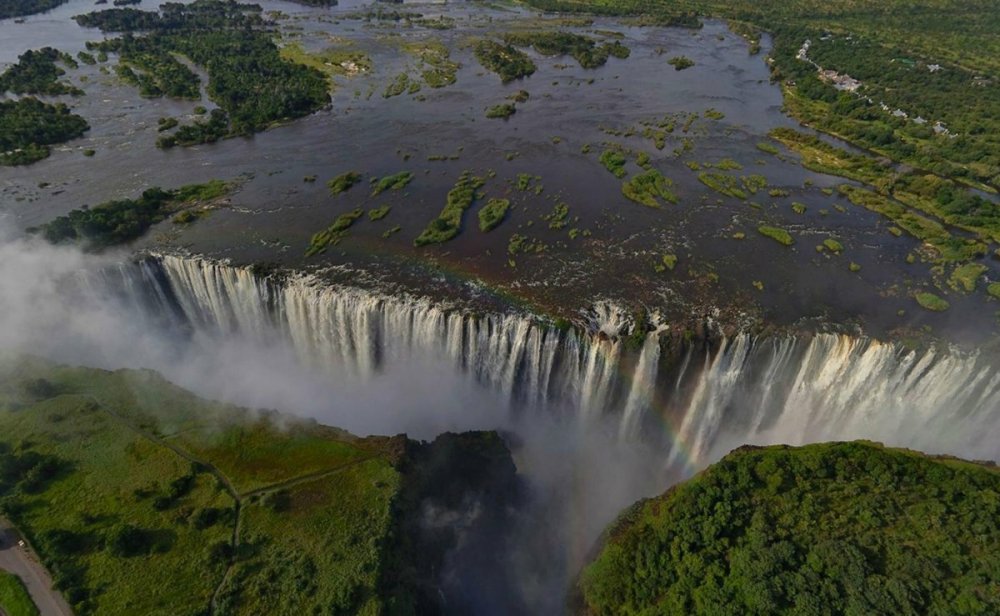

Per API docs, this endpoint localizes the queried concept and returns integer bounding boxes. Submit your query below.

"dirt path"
[0,523,74,616]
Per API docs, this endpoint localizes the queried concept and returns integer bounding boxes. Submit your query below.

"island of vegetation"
[415,172,486,246]
[473,40,537,83]
[0,98,89,166]
[0,47,82,96]
[667,55,694,70]
[0,357,519,616]
[75,0,329,145]
[580,441,1000,615]
[502,31,629,69]
[33,180,232,249]
[0,0,68,19]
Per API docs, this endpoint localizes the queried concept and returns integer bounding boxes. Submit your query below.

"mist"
[0,223,677,613]
[3,220,998,613]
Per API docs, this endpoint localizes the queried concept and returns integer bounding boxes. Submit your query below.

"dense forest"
[0,0,67,19]
[76,0,329,143]
[35,180,230,248]
[581,441,1000,615]
[0,98,88,165]
[0,47,82,96]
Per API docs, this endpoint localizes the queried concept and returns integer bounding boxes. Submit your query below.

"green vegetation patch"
[36,180,232,248]
[485,103,516,119]
[368,205,391,221]
[77,1,329,145]
[478,198,510,232]
[0,572,39,616]
[839,185,987,263]
[0,0,68,19]
[758,225,794,246]
[581,441,1000,616]
[949,263,987,293]
[698,172,747,200]
[822,238,843,253]
[114,50,200,99]
[328,171,362,195]
[414,172,486,246]
[403,40,458,89]
[0,47,82,96]
[0,98,89,166]
[502,31,629,69]
[915,291,950,311]
[371,171,413,196]
[0,358,513,616]
[621,169,677,207]
[306,208,363,256]
[599,148,628,178]
[667,55,694,70]
[279,42,371,79]
[473,40,536,83]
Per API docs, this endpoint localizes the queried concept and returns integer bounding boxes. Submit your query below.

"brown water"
[2,0,997,344]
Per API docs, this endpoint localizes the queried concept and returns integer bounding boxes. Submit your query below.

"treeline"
[76,1,328,144]
[0,47,82,96]
[503,31,629,69]
[582,441,1000,615]
[473,40,536,83]
[0,98,88,165]
[107,40,200,99]
[35,180,229,248]
[513,0,999,191]
[0,0,67,19]
[519,0,700,27]
[769,24,999,191]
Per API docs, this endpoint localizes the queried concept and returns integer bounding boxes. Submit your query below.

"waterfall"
[97,253,1000,465]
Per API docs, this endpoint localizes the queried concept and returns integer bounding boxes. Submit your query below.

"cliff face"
[0,358,522,616]
[380,431,524,615]
[577,441,1000,616]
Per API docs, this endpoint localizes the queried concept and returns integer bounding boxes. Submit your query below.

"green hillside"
[580,441,1000,616]
[0,357,515,616]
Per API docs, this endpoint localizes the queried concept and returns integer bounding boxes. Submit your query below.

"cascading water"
[97,253,1000,466]
[45,248,1000,614]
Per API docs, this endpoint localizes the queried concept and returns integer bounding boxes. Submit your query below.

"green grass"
[988,283,1000,299]
[667,55,694,70]
[0,572,39,616]
[698,172,748,200]
[478,198,510,232]
[473,40,536,83]
[758,225,794,246]
[371,171,413,196]
[485,103,516,119]
[838,185,987,263]
[581,441,1000,616]
[0,358,515,616]
[0,359,409,616]
[949,263,987,293]
[822,238,843,253]
[915,291,950,311]
[621,169,677,207]
[328,171,362,196]
[599,148,628,178]
[306,209,364,256]
[368,205,391,221]
[756,141,780,155]
[414,172,486,246]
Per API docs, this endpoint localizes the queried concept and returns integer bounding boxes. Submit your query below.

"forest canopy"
[75,0,330,144]
[581,441,1000,616]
